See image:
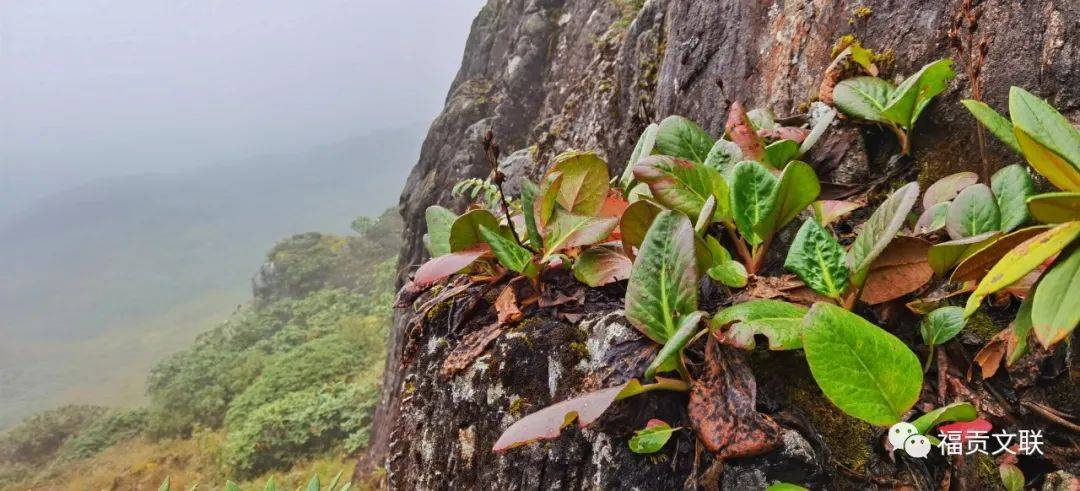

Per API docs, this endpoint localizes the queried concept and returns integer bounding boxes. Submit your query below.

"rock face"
[372,0,1079,487]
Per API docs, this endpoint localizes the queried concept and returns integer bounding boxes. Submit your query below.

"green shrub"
[223,380,379,478]
[56,409,148,461]
[224,317,385,428]
[0,405,105,465]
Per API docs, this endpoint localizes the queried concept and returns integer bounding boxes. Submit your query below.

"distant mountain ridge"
[0,123,424,429]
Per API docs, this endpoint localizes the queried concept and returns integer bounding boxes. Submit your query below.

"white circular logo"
[888,422,931,458]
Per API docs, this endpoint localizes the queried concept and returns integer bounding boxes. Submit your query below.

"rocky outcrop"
[373,0,1080,487]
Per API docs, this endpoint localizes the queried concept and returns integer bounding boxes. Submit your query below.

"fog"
[0,0,484,218]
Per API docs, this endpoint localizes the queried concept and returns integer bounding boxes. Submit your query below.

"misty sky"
[0,0,484,217]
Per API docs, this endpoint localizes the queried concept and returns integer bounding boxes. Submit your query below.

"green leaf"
[712,299,808,350]
[1015,127,1080,192]
[536,171,564,225]
[799,104,836,156]
[913,202,949,235]
[961,99,1022,154]
[701,236,746,287]
[704,139,743,173]
[158,476,171,491]
[920,306,966,347]
[1009,292,1035,365]
[1031,245,1080,347]
[928,232,1000,276]
[833,76,895,123]
[263,476,276,491]
[634,155,725,221]
[1027,192,1080,224]
[654,115,714,164]
[520,180,544,249]
[327,471,343,490]
[645,311,706,378]
[802,302,923,426]
[965,221,1080,316]
[911,402,977,434]
[479,225,536,277]
[449,209,501,252]
[1009,86,1080,168]
[628,419,680,454]
[424,205,457,256]
[765,484,808,491]
[225,482,241,491]
[730,161,779,245]
[625,211,698,344]
[999,463,1025,491]
[572,245,632,287]
[756,161,821,239]
[620,200,662,260]
[847,182,920,286]
[945,184,1001,239]
[621,123,659,190]
[785,219,849,299]
[542,212,618,259]
[549,151,610,216]
[881,59,955,129]
[923,171,979,209]
[764,139,800,168]
[306,474,320,491]
[991,164,1034,232]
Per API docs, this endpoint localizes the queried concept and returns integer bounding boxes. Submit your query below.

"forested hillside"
[0,209,402,490]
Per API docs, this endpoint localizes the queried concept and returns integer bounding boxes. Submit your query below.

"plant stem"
[482,130,528,250]
[887,124,910,156]
[923,345,936,373]
[726,227,754,270]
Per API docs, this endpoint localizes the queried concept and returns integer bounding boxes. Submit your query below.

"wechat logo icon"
[889,422,932,458]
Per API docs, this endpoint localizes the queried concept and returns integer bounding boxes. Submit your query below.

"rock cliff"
[372,0,1079,488]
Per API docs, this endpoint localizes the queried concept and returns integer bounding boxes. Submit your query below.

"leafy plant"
[919,306,965,369]
[914,167,1034,240]
[951,87,1080,348]
[784,182,922,306]
[451,177,501,212]
[832,58,955,154]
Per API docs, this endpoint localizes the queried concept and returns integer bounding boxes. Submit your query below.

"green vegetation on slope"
[0,208,402,488]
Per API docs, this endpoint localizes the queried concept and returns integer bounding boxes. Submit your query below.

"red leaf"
[860,236,933,305]
[725,102,765,161]
[688,338,781,459]
[936,418,993,442]
[492,381,634,452]
[413,246,489,287]
[645,418,668,429]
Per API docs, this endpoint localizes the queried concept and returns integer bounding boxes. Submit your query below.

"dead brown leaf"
[440,322,506,379]
[688,338,781,459]
[860,236,934,305]
[970,329,1009,379]
[905,283,973,314]
[757,126,810,143]
[494,286,523,324]
[950,226,1050,283]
